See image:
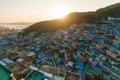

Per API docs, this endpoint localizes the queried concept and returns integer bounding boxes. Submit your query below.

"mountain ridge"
[23,3,120,35]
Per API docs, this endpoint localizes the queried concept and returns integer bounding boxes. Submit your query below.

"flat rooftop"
[25,70,51,80]
[0,64,13,80]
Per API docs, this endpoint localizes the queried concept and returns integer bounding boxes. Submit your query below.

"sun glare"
[52,5,71,19]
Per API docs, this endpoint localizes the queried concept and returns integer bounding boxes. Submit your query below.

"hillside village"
[0,18,120,80]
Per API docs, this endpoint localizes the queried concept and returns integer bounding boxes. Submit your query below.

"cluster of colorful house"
[0,18,120,80]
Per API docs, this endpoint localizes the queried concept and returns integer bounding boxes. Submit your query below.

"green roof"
[103,73,110,79]
[86,66,100,76]
[0,64,13,80]
[86,66,93,75]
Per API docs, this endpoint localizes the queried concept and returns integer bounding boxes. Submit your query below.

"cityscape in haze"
[0,0,120,80]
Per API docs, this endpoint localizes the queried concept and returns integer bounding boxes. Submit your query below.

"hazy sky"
[0,0,120,22]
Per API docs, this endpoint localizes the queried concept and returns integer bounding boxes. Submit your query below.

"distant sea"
[0,23,33,29]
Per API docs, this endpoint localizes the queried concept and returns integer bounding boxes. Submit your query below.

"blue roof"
[95,38,104,44]
[0,41,6,45]
[114,42,120,49]
[90,49,102,55]
[49,55,54,59]
[35,58,41,64]
[36,53,46,63]
[117,31,120,35]
[102,27,109,31]
[94,64,103,71]
[106,29,113,34]
[75,60,86,71]
[91,29,97,33]
[37,53,46,60]
[57,57,62,63]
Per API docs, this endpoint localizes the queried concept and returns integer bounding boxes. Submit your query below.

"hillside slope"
[96,3,120,18]
[23,3,120,35]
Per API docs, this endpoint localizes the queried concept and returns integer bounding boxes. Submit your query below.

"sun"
[52,5,71,19]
